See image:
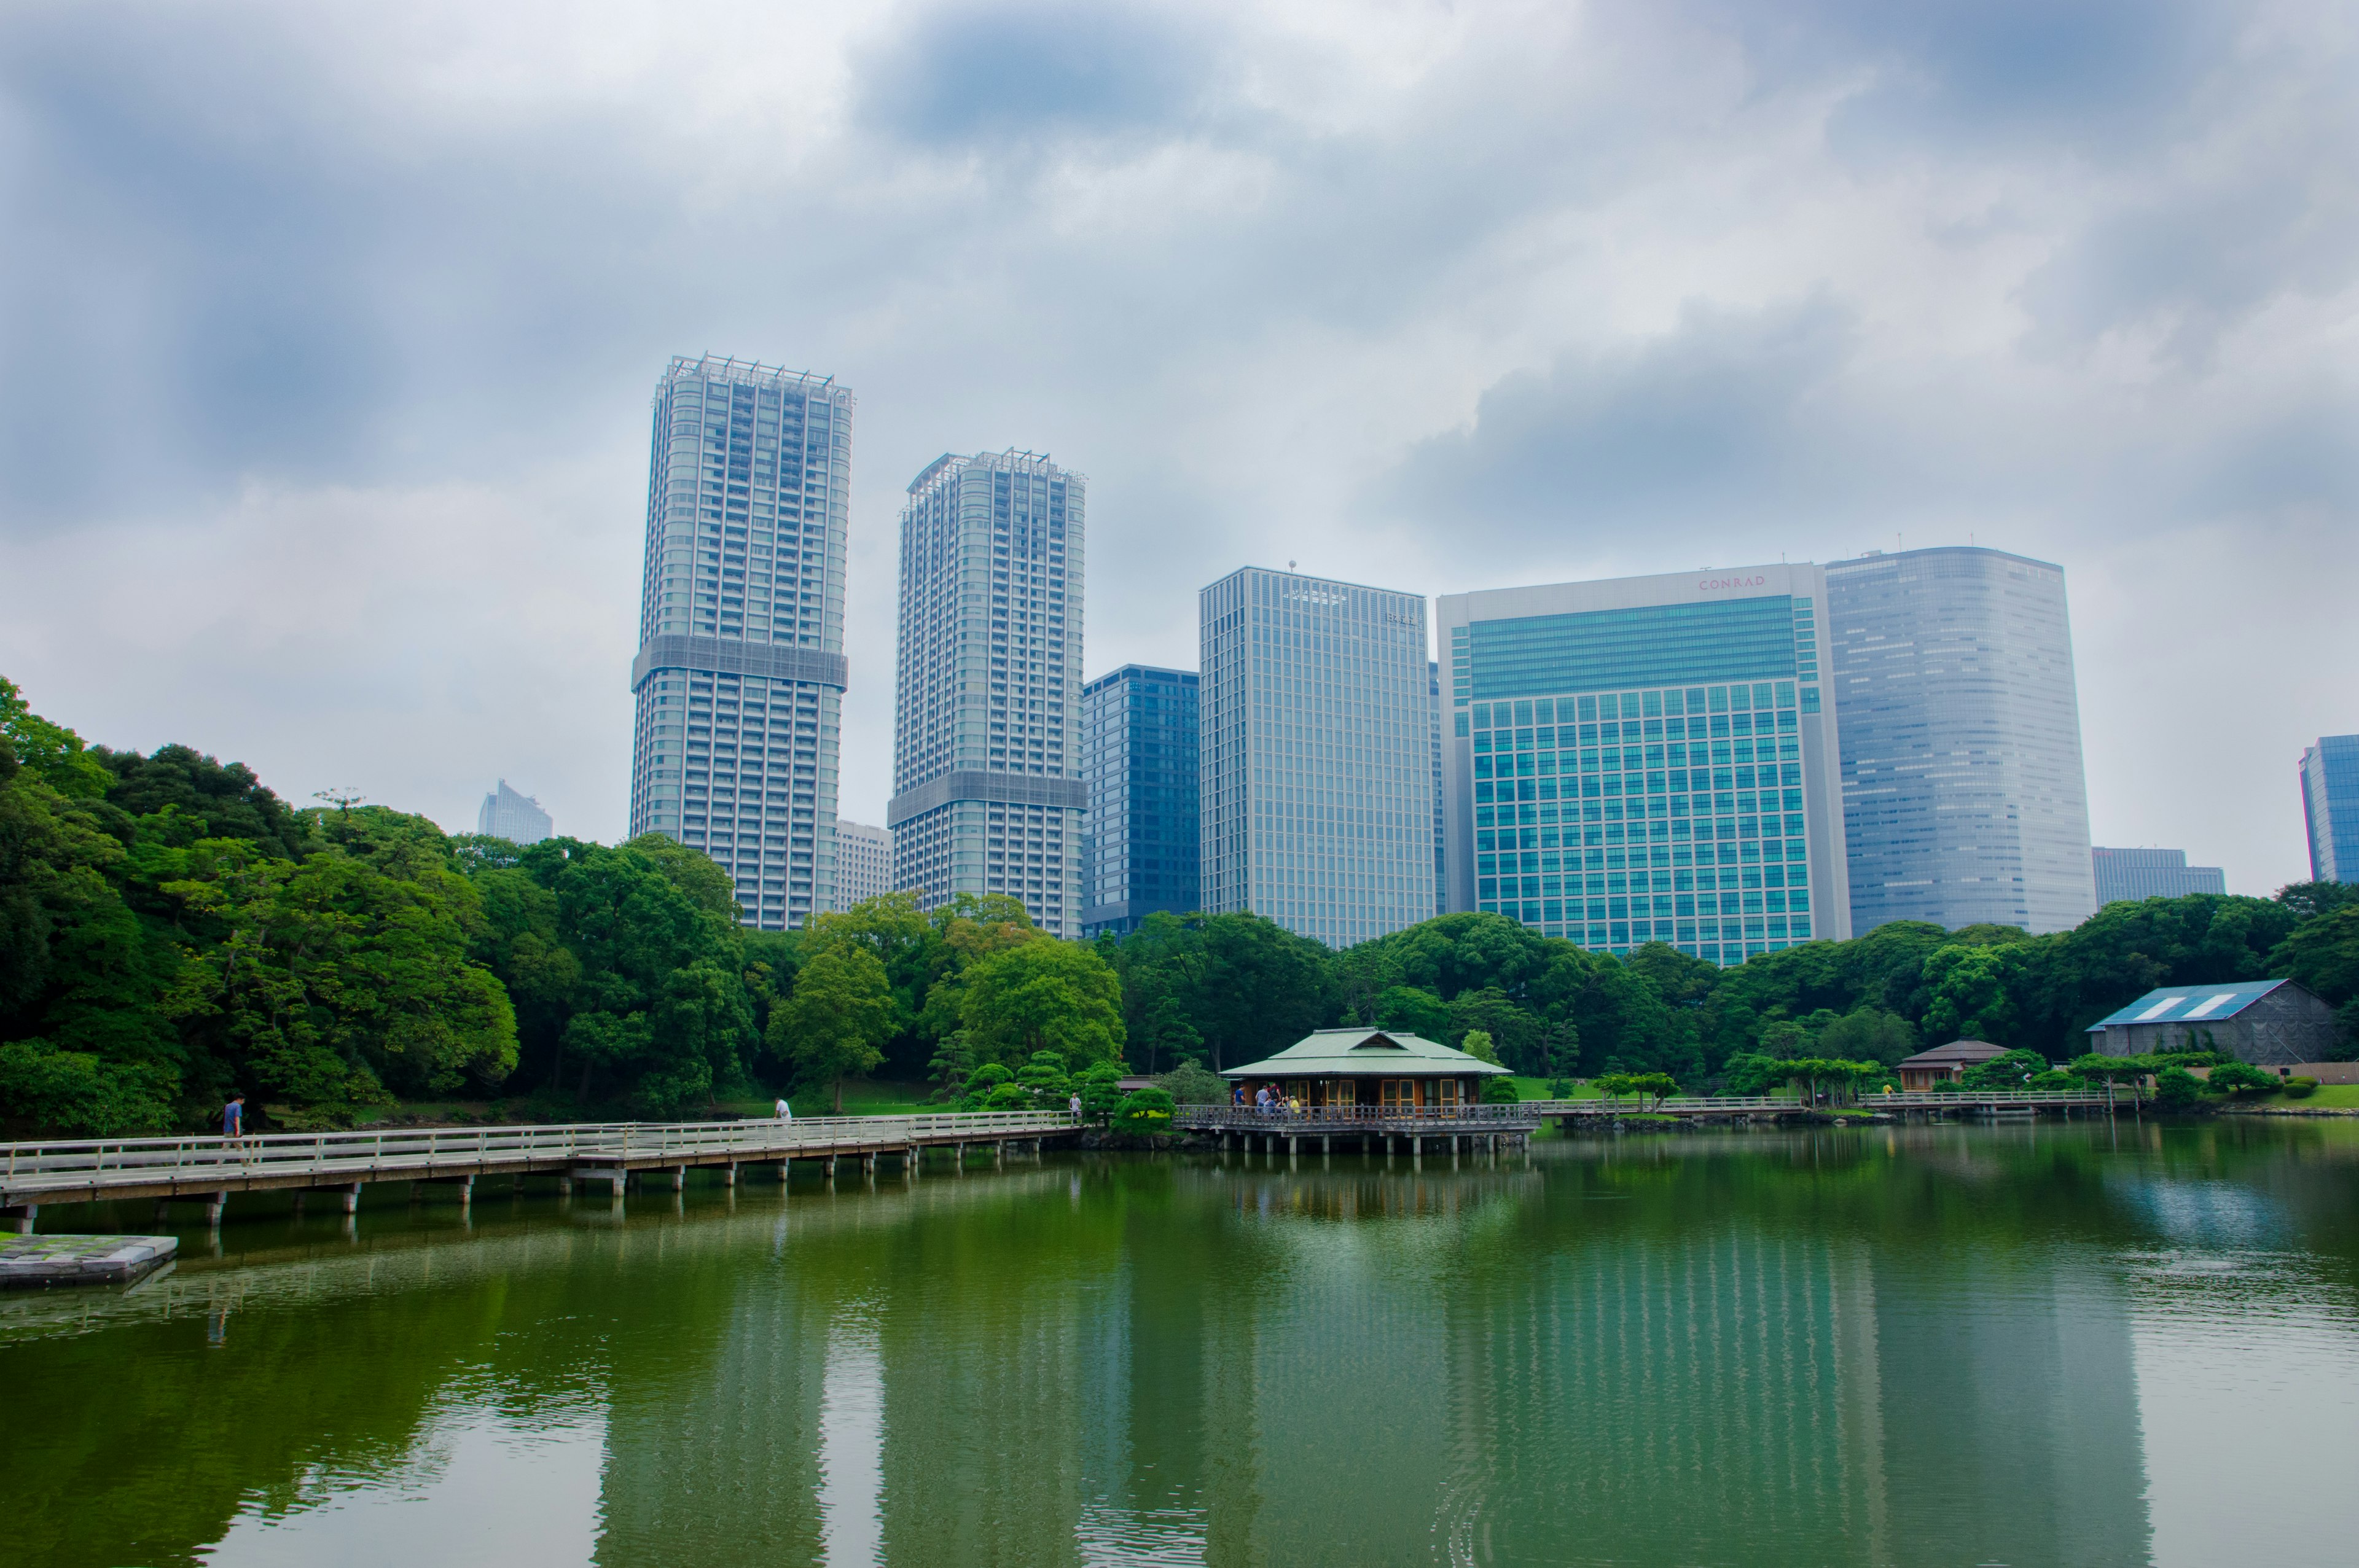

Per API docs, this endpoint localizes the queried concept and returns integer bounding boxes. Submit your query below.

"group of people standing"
[1234,1083,1301,1117]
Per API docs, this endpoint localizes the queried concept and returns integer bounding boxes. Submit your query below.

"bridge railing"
[0,1110,1081,1194]
[1525,1089,2113,1114]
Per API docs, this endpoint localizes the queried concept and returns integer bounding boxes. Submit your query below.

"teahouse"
[1220,1028,1511,1110]
[1895,1039,2008,1091]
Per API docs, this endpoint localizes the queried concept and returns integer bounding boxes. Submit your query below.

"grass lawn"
[1506,1077,1604,1099]
[2271,1083,2359,1110]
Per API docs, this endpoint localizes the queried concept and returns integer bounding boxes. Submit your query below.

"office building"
[888,450,1086,937]
[2092,847,2226,905]
[1080,665,1199,937]
[1199,567,1436,948]
[1438,564,1850,963]
[1825,547,2094,934]
[1429,660,1446,915]
[2301,735,2359,884]
[625,355,850,929]
[834,820,892,910]
[475,779,553,845]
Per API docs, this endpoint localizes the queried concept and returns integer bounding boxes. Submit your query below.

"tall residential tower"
[1825,547,2094,934]
[1438,564,1851,963]
[1080,665,1199,937]
[1199,567,1436,948]
[627,356,850,929]
[888,451,1086,937]
[2301,735,2359,884]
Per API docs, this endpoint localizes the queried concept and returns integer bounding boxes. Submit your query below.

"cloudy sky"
[2,0,2353,893]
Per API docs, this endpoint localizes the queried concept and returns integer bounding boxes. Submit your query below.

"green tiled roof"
[1221,1028,1512,1079]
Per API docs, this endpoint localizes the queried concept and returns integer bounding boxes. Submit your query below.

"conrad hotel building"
[1437,565,1850,963]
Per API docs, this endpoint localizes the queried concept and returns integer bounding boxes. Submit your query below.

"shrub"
[1482,1076,1520,1103]
[1156,1061,1227,1104]
[2204,1060,2277,1098]
[981,1081,1029,1110]
[2028,1069,2078,1090]
[958,1062,1012,1110]
[2283,1077,2319,1100]
[1930,1080,1962,1094]
[1549,1077,1576,1099]
[2152,1066,2205,1110]
[1113,1086,1175,1135]
[1077,1063,1124,1123]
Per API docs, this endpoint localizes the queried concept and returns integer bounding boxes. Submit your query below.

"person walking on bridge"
[775,1094,792,1123]
[222,1092,245,1141]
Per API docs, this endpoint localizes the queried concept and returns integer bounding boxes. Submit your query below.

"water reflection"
[1,1125,2356,1567]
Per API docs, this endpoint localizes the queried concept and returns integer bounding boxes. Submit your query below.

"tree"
[1113,1086,1175,1135]
[2204,1059,2276,1098]
[0,676,110,798]
[1460,1029,1501,1066]
[2277,881,2359,922]
[1374,985,1452,1040]
[1076,1061,1124,1124]
[1816,1008,1917,1067]
[1156,1061,1227,1104]
[1922,942,2030,1045]
[2152,1065,2205,1110]
[769,943,894,1112]
[961,937,1126,1070]
[1960,1048,2049,1091]
[1015,1050,1073,1106]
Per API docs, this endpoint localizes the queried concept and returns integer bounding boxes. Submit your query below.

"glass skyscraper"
[1079,664,1199,937]
[1438,564,1851,963]
[2301,735,2359,883]
[627,356,849,929]
[833,819,892,910]
[1199,567,1436,948]
[475,779,553,845]
[1825,547,2093,934]
[888,450,1086,937]
[2092,846,2226,905]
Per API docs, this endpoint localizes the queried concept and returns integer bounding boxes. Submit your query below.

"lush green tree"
[1113,1085,1175,1134]
[1923,942,2030,1044]
[2152,1065,2205,1110]
[958,1061,1013,1109]
[1960,1048,2049,1090]
[1459,1029,1501,1066]
[2204,1060,2277,1098]
[1447,985,1543,1070]
[1076,1061,1124,1124]
[1103,911,1321,1071]
[770,942,895,1112]
[1156,1061,1227,1104]
[1374,984,1452,1040]
[1481,1075,1520,1102]
[961,938,1125,1069]
[2277,881,2359,921]
[2270,904,2359,1047]
[1015,1050,1073,1106]
[1815,1007,1917,1067]
[1,676,110,798]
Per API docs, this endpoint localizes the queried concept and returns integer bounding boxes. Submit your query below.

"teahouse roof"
[1221,1028,1512,1079]
[1895,1039,2008,1069]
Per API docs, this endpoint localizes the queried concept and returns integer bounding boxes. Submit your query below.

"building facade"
[625,356,850,929]
[1428,660,1446,915]
[888,451,1086,937]
[2085,979,2341,1067]
[1824,547,2094,935]
[1438,564,1850,964]
[476,780,553,845]
[1080,665,1199,937]
[2092,846,2227,905]
[1200,567,1436,948]
[834,819,892,910]
[2301,735,2359,884]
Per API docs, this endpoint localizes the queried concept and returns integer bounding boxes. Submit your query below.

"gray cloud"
[860,2,1215,144]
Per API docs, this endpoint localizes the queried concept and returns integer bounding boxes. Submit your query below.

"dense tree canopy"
[6,677,2355,1136]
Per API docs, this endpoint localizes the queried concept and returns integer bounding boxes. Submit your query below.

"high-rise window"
[889,451,1086,937]
[627,356,851,929]
[2301,735,2359,884]
[1825,547,2093,934]
[1081,665,1200,937]
[1437,566,1849,965]
[1199,567,1436,949]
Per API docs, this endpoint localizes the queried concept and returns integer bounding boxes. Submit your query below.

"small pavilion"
[1895,1039,2007,1091]
[1221,1028,1510,1110]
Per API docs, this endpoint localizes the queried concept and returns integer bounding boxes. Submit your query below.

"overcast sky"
[2,0,2353,894]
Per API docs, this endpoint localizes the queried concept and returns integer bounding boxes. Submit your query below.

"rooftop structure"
[1894,1038,2008,1091]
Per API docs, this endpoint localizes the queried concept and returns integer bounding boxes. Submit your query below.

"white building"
[476,780,552,844]
[625,356,851,930]
[888,450,1086,937]
[1199,566,1436,948]
[834,819,893,910]
[1437,564,1850,964]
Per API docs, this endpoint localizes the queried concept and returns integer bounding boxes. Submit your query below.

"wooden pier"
[0,1110,1079,1230]
[1175,1102,1541,1156]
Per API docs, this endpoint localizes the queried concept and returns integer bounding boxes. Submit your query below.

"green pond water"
[6,1120,2358,1567]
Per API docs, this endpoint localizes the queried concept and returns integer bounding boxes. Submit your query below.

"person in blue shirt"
[222,1093,245,1139]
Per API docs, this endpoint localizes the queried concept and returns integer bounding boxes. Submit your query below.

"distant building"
[889,450,1086,937]
[2301,735,2359,884]
[1895,1039,2008,1091]
[625,354,852,930]
[1429,660,1446,916]
[1080,665,1199,937]
[834,820,891,910]
[1199,566,1436,948]
[1825,547,2094,936]
[2092,847,2226,905]
[2085,979,2340,1067]
[476,780,552,844]
[1437,563,1849,964]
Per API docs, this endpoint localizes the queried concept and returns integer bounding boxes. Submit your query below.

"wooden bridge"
[1174,1102,1541,1156]
[0,1109,1080,1230]
[1524,1088,2119,1123]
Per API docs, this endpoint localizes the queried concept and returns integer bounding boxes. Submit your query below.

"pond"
[6,1120,2357,1566]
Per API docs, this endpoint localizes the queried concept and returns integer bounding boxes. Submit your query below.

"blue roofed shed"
[2084,980,2339,1068]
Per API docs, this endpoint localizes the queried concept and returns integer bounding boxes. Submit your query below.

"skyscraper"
[1825,547,2094,934]
[2092,846,2227,905]
[834,819,892,910]
[1199,566,1436,948]
[2301,735,2359,883]
[627,356,851,930]
[475,780,553,845]
[888,450,1086,937]
[1430,660,1446,915]
[1438,564,1850,963]
[1080,665,1199,937]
